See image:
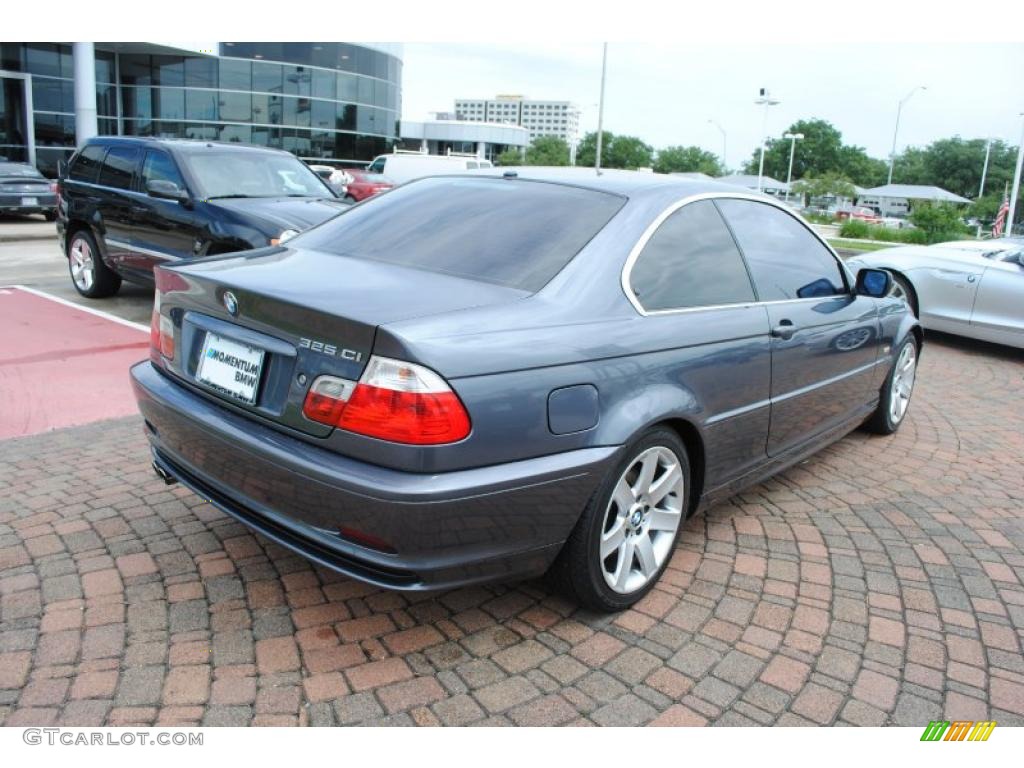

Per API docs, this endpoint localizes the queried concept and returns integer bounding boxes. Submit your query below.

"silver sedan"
[847,239,1024,349]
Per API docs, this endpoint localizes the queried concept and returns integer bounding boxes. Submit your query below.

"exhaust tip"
[152,461,177,486]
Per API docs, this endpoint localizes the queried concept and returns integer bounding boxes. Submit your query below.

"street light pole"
[708,119,727,173]
[978,138,992,199]
[755,88,780,193]
[1005,113,1023,239]
[887,85,926,185]
[783,132,804,202]
[595,43,608,173]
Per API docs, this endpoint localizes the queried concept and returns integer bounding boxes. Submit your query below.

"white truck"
[365,152,493,185]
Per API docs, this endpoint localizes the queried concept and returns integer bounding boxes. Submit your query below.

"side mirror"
[856,268,892,298]
[146,179,189,203]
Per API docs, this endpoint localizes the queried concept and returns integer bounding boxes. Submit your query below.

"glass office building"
[0,42,402,177]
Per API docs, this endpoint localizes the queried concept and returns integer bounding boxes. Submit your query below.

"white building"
[398,119,528,162]
[856,184,971,218]
[454,95,580,144]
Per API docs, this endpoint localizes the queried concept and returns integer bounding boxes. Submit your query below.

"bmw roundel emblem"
[223,291,238,316]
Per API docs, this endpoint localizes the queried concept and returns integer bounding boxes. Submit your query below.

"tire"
[44,211,57,222]
[550,427,690,612]
[863,337,918,435]
[67,229,121,298]
[890,273,917,317]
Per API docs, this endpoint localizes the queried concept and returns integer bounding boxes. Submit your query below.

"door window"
[716,199,847,301]
[629,200,756,311]
[67,144,105,183]
[142,150,186,190]
[97,146,140,190]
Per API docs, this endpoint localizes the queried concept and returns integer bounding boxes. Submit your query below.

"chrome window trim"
[621,191,851,317]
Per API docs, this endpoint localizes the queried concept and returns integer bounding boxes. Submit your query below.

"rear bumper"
[131,361,617,591]
[0,193,56,213]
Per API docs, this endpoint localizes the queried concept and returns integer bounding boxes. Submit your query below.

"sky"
[402,42,1024,169]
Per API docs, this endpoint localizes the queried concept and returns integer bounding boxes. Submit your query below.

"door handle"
[130,206,148,214]
[771,319,796,340]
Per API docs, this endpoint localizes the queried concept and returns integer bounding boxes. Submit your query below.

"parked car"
[308,163,353,196]
[0,161,57,220]
[343,169,394,202]
[365,152,493,185]
[58,138,349,298]
[133,170,919,611]
[835,206,882,224]
[847,241,1023,348]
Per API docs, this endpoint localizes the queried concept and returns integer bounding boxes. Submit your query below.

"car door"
[911,249,985,332]
[94,145,142,274]
[126,149,200,276]
[716,198,881,457]
[626,199,772,485]
[970,249,1024,346]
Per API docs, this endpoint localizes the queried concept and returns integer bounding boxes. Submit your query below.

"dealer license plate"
[21,197,38,206]
[197,332,265,404]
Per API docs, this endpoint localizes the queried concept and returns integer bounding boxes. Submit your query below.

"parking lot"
[1,222,1023,727]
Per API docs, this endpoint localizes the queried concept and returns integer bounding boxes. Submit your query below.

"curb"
[0,233,58,243]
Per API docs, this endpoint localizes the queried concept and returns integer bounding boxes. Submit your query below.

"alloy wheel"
[69,237,95,292]
[889,343,917,424]
[600,445,684,594]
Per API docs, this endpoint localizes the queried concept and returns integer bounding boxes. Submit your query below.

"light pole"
[783,132,804,202]
[595,43,608,173]
[1005,113,1023,239]
[708,119,727,173]
[755,88,780,192]
[887,85,927,185]
[978,138,992,199]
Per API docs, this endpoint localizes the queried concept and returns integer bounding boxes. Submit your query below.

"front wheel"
[863,337,918,434]
[550,427,690,612]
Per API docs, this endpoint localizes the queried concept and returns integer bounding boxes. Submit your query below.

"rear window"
[299,177,625,291]
[0,163,44,178]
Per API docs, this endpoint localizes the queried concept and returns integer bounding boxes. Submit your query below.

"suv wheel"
[68,230,120,298]
[551,427,690,612]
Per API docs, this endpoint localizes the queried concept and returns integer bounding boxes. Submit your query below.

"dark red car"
[345,169,394,202]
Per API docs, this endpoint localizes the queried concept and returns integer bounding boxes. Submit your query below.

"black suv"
[58,137,349,298]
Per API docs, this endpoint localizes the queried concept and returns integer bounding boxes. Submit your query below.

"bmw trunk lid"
[152,245,528,437]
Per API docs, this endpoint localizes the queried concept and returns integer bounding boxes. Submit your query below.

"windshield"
[181,150,331,199]
[300,177,625,292]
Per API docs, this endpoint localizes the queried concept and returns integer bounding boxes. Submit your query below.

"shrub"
[839,219,870,239]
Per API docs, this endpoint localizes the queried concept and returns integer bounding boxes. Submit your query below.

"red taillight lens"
[301,356,471,445]
[149,292,174,361]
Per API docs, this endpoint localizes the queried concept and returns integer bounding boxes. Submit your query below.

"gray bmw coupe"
[131,169,920,611]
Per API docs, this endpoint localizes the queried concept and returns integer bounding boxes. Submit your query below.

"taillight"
[149,290,174,361]
[301,356,471,445]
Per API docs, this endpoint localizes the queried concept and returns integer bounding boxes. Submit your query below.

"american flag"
[992,196,1010,237]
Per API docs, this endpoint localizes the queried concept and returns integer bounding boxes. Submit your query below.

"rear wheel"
[551,427,689,612]
[863,337,918,434]
[44,211,57,222]
[68,229,120,298]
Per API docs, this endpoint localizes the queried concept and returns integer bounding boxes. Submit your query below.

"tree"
[791,172,857,205]
[525,136,570,166]
[653,145,723,176]
[892,138,1018,199]
[741,118,887,187]
[575,131,654,170]
[496,147,523,166]
[908,202,969,243]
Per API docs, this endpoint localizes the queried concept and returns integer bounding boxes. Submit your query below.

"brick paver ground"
[1,335,1022,726]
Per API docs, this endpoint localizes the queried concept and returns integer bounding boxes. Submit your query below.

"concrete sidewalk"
[0,218,58,243]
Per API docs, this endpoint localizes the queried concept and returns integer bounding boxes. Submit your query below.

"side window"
[68,145,105,183]
[366,157,385,174]
[629,200,756,312]
[141,150,186,190]
[466,161,479,169]
[97,146,140,191]
[716,199,847,301]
